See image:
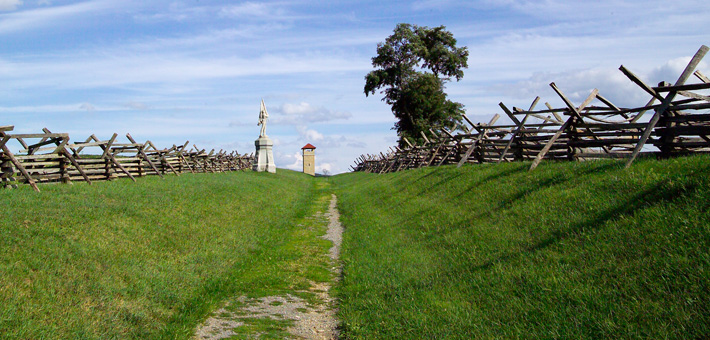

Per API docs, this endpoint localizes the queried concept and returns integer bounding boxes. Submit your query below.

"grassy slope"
[332,156,710,339]
[0,170,320,339]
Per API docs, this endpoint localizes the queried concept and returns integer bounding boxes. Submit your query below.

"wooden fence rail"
[0,128,254,192]
[352,45,710,173]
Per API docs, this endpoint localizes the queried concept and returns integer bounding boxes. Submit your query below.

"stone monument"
[253,99,276,173]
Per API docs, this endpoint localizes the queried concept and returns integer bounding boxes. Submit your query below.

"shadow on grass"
[382,164,566,238]
[469,179,700,273]
[379,176,706,319]
[355,162,535,215]
[574,161,625,175]
[451,164,530,199]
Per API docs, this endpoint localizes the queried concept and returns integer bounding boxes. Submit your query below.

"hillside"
[2,156,709,339]
[0,170,328,339]
[332,156,710,339]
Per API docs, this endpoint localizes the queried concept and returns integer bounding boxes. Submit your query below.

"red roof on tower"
[301,143,316,150]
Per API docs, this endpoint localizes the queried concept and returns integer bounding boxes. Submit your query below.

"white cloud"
[0,52,369,90]
[647,56,709,85]
[133,2,211,23]
[492,54,709,109]
[219,2,272,18]
[78,103,96,111]
[315,162,331,174]
[296,126,324,142]
[0,0,121,34]
[479,0,707,23]
[0,103,96,113]
[491,66,646,108]
[273,102,352,125]
[0,0,22,11]
[218,2,303,22]
[282,152,303,171]
[282,102,316,115]
[125,101,149,110]
[267,129,395,174]
[412,0,456,11]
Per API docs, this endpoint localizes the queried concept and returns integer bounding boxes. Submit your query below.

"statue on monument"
[253,99,276,173]
[258,99,268,137]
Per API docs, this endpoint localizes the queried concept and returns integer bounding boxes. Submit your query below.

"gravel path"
[193,194,343,340]
[323,194,343,267]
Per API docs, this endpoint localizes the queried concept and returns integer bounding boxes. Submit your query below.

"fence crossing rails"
[353,45,710,173]
[0,128,254,192]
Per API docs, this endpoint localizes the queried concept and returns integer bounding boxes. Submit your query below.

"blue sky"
[1,0,708,173]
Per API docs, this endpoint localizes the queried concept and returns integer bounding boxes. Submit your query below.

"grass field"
[2,156,709,339]
[332,156,710,339]
[0,170,332,339]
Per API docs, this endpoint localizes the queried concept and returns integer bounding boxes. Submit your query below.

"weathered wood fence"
[0,127,254,192]
[352,45,710,173]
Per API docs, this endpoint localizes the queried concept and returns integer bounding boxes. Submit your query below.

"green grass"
[5,156,710,339]
[227,316,296,339]
[332,156,710,339]
[212,179,340,338]
[0,170,327,339]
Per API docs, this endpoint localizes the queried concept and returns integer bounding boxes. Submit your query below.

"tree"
[364,23,468,146]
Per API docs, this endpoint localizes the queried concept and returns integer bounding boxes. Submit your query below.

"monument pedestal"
[253,136,276,173]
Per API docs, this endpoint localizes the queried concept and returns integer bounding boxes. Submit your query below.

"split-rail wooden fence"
[0,127,254,192]
[352,45,710,173]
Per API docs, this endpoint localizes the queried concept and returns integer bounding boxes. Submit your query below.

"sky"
[0,0,708,174]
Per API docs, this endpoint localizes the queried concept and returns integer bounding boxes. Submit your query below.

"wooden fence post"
[624,45,709,168]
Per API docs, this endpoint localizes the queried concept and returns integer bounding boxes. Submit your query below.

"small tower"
[302,143,316,176]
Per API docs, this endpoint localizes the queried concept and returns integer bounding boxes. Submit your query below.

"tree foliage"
[365,23,468,146]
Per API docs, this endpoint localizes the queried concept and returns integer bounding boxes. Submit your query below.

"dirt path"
[193,194,343,339]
